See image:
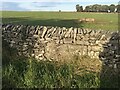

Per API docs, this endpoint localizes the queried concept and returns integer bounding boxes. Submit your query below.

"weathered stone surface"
[41,26,47,38]
[64,38,73,44]
[65,27,73,38]
[2,24,120,68]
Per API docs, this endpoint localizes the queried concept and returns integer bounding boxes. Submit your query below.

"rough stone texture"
[2,24,120,69]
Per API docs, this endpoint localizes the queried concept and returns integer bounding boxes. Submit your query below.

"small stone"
[33,35,39,38]
[41,50,45,54]
[109,64,113,67]
[11,40,15,44]
[64,38,72,44]
[35,56,39,59]
[41,27,47,38]
[116,55,120,58]
[10,43,14,47]
[65,27,73,38]
[114,64,117,69]
[31,54,34,57]
[39,57,44,60]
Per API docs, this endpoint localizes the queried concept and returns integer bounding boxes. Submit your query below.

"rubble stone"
[2,24,120,68]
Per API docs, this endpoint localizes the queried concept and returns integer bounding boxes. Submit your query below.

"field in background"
[2,11,118,31]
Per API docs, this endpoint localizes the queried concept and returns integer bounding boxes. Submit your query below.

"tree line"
[76,4,120,13]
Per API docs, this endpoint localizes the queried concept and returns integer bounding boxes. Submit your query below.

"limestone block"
[96,40,101,45]
[52,37,59,40]
[82,28,87,35]
[76,40,89,45]
[10,43,14,47]
[114,64,117,69]
[116,55,120,58]
[26,39,31,42]
[77,28,82,34]
[90,30,96,36]
[88,39,96,43]
[53,28,59,36]
[60,40,64,44]
[46,38,52,41]
[73,28,77,43]
[55,40,60,44]
[22,45,28,51]
[100,35,108,40]
[41,27,47,38]
[82,46,87,55]
[58,27,62,34]
[34,43,39,48]
[33,35,39,38]
[51,27,56,35]
[31,53,35,57]
[10,40,16,44]
[76,34,83,40]
[94,52,100,59]
[64,38,73,44]
[65,27,73,38]
[90,51,94,58]
[87,29,92,34]
[91,45,102,52]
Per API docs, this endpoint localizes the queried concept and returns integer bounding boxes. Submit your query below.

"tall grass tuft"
[2,56,100,88]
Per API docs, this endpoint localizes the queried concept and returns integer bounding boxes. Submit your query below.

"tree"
[89,5,93,12]
[109,4,116,12]
[116,5,120,13]
[59,10,61,12]
[101,5,109,12]
[76,4,83,12]
[84,5,92,12]
[80,6,83,12]
[84,6,90,12]
[92,4,101,12]
[76,4,80,12]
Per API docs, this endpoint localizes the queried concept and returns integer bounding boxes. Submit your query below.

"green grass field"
[1,11,118,31]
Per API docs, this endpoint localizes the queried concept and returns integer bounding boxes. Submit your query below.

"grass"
[2,57,100,88]
[1,11,118,31]
[2,56,119,88]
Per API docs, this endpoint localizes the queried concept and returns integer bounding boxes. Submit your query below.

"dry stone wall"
[2,24,120,68]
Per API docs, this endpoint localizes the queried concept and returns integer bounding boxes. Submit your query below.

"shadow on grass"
[2,17,84,28]
[2,17,29,24]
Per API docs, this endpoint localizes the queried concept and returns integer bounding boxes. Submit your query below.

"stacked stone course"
[2,24,120,69]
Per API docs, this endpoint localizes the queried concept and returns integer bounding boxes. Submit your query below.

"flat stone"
[74,28,77,43]
[33,35,39,38]
[76,40,89,45]
[41,27,47,38]
[65,27,73,38]
[11,40,15,44]
[91,46,101,52]
[64,38,73,44]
